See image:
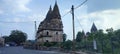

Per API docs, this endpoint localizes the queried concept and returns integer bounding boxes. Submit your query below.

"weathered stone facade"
[36,2,63,43]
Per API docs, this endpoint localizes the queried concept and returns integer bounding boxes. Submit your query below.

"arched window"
[56,32,58,35]
[46,40,49,42]
[47,31,49,35]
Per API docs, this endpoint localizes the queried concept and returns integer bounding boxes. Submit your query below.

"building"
[36,2,63,43]
[0,37,4,47]
[91,23,97,33]
[90,23,98,50]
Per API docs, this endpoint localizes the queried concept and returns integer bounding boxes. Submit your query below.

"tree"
[2,36,10,43]
[62,40,72,50]
[76,31,84,42]
[9,30,27,45]
[63,33,67,42]
[111,29,120,54]
[106,28,114,53]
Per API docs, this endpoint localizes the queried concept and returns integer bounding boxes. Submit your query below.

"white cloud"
[4,17,25,23]
[2,15,44,24]
[3,13,45,23]
[0,10,4,14]
[1,0,31,13]
[28,14,45,21]
[78,9,120,32]
[13,18,22,22]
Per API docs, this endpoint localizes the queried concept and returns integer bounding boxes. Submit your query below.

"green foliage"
[62,40,72,50]
[83,28,120,53]
[44,41,51,47]
[43,42,61,47]
[76,31,84,42]
[59,28,120,54]
[9,30,27,45]
[63,33,67,42]
[75,40,86,50]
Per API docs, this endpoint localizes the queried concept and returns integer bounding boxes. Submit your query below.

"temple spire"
[45,5,52,21]
[91,22,97,32]
[55,0,58,6]
[52,1,61,18]
[55,0,57,4]
[49,5,52,12]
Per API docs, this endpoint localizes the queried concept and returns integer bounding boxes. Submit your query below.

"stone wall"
[37,30,63,43]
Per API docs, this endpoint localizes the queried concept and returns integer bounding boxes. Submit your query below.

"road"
[0,46,68,54]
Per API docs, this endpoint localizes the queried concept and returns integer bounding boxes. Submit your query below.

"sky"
[0,0,120,40]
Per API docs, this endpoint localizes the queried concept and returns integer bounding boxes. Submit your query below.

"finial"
[82,30,84,32]
[93,22,95,26]
[55,0,57,4]
[49,5,52,10]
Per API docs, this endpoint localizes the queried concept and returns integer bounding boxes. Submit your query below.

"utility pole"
[71,5,75,51]
[34,21,37,39]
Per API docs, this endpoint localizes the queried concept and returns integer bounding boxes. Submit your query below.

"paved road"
[0,46,68,54]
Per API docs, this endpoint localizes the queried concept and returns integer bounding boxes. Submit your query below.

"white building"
[0,37,4,46]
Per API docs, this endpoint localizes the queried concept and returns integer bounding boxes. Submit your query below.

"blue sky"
[0,0,120,40]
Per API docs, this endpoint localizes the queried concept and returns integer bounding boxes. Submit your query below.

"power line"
[0,0,88,23]
[61,0,88,32]
[74,0,88,9]
[74,14,83,30]
[61,0,88,18]
[62,10,71,18]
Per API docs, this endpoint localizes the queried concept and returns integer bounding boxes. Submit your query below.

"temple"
[36,2,63,43]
